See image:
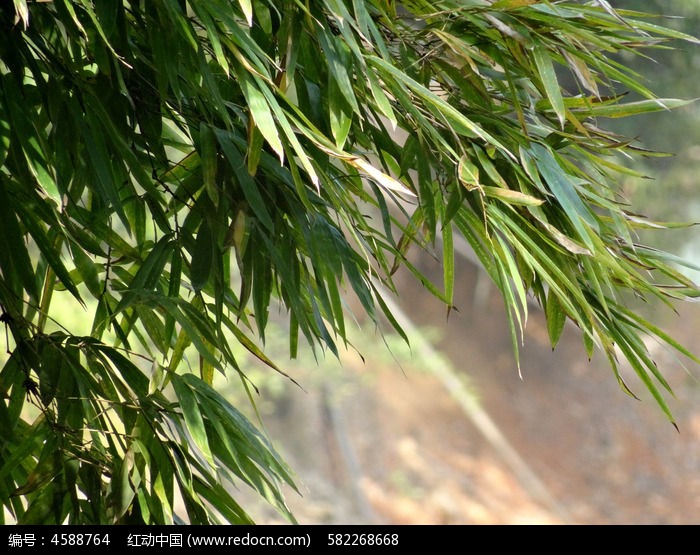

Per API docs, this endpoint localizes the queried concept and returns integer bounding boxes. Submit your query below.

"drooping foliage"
[1,0,698,523]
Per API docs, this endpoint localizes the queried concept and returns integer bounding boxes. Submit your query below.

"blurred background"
[223,1,700,525]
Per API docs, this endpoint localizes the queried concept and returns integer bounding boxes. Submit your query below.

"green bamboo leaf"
[74,107,129,228]
[94,344,150,396]
[185,374,297,486]
[174,301,224,368]
[619,305,699,366]
[533,46,566,128]
[583,331,596,361]
[82,94,161,200]
[317,30,359,113]
[610,326,677,428]
[545,288,567,349]
[73,0,124,60]
[253,83,321,189]
[190,221,214,292]
[113,450,136,520]
[529,143,598,249]
[627,18,700,44]
[214,128,274,231]
[494,232,529,326]
[474,145,507,187]
[195,6,230,76]
[171,375,215,466]
[492,249,523,374]
[442,219,454,313]
[329,88,353,149]
[246,124,264,176]
[528,211,591,255]
[368,55,515,159]
[348,157,416,197]
[0,185,37,300]
[167,328,192,373]
[13,199,84,303]
[490,205,592,327]
[199,123,219,206]
[0,116,10,167]
[136,306,167,355]
[0,425,42,486]
[367,70,397,129]
[492,0,537,9]
[113,236,174,314]
[70,245,101,298]
[583,98,695,118]
[24,483,70,525]
[200,355,215,386]
[4,0,700,527]
[234,69,284,163]
[619,322,674,394]
[193,479,254,524]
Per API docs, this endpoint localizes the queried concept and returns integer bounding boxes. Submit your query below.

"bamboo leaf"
[458,155,481,191]
[12,0,29,28]
[368,55,515,159]
[3,0,700,527]
[546,288,567,349]
[199,123,219,206]
[235,70,285,163]
[533,46,566,129]
[171,375,215,467]
[367,70,397,129]
[492,0,537,8]
[583,98,696,118]
[529,143,598,249]
[0,117,10,167]
[0,185,37,300]
[214,128,274,231]
[442,219,455,314]
[348,157,416,197]
[483,186,544,206]
[190,222,214,292]
[70,245,101,298]
[14,199,84,303]
[238,0,253,27]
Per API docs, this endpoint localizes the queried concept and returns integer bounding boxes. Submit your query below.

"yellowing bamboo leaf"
[540,220,592,255]
[12,0,29,29]
[458,156,481,191]
[562,49,600,98]
[200,354,215,386]
[238,0,253,27]
[348,157,416,197]
[482,186,544,206]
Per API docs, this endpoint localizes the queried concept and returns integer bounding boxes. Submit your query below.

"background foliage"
[1,0,699,524]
